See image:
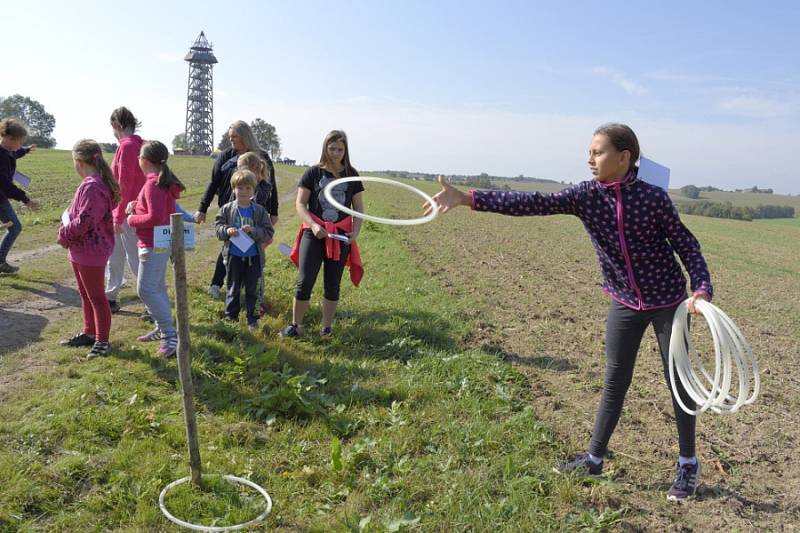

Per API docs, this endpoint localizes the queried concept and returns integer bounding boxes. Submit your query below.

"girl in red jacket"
[58,140,120,359]
[126,141,185,358]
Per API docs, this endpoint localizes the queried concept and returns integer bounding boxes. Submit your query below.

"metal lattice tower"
[184,31,218,155]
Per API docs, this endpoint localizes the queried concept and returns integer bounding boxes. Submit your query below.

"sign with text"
[154,223,195,253]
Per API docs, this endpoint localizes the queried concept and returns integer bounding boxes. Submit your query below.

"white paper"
[638,157,670,191]
[153,223,196,252]
[230,230,255,252]
[278,243,293,257]
[327,233,350,244]
[61,209,70,225]
[13,171,31,188]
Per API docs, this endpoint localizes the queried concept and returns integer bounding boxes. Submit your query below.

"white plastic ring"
[159,474,272,532]
[322,176,439,225]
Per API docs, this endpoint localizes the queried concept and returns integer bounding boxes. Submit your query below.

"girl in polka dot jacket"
[428,123,711,501]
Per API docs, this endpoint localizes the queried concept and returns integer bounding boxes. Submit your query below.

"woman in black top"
[280,130,364,338]
[194,120,279,297]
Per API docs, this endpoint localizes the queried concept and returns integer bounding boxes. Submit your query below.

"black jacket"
[0,145,31,204]
[198,147,278,215]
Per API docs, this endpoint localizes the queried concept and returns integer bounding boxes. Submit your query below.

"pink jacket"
[58,175,116,266]
[112,134,147,224]
[127,173,182,248]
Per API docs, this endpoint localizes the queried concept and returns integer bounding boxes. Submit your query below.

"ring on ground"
[159,474,272,532]
[323,176,439,225]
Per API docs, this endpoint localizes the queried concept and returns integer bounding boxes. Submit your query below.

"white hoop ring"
[322,176,439,226]
[159,474,272,532]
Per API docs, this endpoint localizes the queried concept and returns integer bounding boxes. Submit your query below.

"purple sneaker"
[668,460,701,501]
[137,328,164,342]
[158,334,178,358]
[554,453,603,476]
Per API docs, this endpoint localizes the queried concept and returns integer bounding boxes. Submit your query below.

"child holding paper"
[58,140,119,359]
[427,123,713,501]
[0,118,40,274]
[215,169,274,329]
[126,141,185,357]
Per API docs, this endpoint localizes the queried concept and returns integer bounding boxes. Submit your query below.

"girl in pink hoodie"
[126,140,185,357]
[58,139,120,359]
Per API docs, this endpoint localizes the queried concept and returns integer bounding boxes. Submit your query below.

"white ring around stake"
[322,176,439,226]
[159,474,272,532]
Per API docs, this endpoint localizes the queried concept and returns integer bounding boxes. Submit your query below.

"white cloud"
[591,66,648,96]
[716,94,800,119]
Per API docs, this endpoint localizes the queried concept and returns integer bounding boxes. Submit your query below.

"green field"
[1,150,798,531]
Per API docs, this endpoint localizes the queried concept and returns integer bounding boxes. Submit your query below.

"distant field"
[669,189,800,213]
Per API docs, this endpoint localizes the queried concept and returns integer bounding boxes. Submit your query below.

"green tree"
[680,184,701,199]
[172,132,187,152]
[0,94,56,147]
[217,130,230,151]
[250,118,281,160]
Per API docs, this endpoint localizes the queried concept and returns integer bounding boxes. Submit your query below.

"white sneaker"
[208,284,222,299]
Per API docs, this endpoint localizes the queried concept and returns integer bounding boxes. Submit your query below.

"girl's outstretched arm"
[425,175,471,215]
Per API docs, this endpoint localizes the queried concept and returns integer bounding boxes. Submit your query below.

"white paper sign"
[638,157,670,191]
[13,171,31,188]
[153,223,196,252]
[230,230,255,252]
[61,209,70,225]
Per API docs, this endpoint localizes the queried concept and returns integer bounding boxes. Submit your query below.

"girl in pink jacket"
[58,140,120,359]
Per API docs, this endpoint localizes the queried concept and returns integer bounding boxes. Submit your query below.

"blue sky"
[5,1,799,193]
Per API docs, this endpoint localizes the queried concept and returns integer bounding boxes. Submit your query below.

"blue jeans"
[0,198,22,263]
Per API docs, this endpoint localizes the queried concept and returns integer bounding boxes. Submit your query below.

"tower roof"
[185,31,218,64]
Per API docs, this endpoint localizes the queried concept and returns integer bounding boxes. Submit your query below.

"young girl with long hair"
[281,130,365,338]
[58,139,119,359]
[126,140,185,357]
[429,123,712,501]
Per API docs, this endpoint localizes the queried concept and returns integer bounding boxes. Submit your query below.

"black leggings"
[211,251,227,288]
[589,300,696,458]
[295,230,349,302]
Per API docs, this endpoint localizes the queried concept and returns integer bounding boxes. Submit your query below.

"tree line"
[675,201,795,221]
[172,118,282,159]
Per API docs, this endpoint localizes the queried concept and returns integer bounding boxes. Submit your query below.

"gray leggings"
[589,300,696,458]
[137,247,175,335]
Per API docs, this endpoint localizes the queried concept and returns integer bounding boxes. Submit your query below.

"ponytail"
[72,139,120,204]
[141,140,185,192]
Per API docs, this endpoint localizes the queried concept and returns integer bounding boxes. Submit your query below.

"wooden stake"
[171,214,202,487]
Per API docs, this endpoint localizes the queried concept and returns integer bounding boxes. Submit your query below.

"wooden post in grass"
[170,213,202,487]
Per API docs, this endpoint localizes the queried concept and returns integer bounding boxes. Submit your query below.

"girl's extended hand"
[424,175,470,215]
[311,223,327,239]
[227,227,239,237]
[125,201,137,215]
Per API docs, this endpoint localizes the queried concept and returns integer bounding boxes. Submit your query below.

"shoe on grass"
[208,284,222,299]
[667,460,701,501]
[108,300,121,314]
[279,323,301,338]
[60,332,96,347]
[320,326,333,338]
[554,453,603,476]
[86,341,110,360]
[0,261,19,274]
[158,334,178,358]
[137,327,164,342]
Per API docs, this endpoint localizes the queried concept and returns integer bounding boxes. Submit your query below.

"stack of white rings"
[669,298,760,415]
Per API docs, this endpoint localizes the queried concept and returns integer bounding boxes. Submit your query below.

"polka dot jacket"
[471,172,713,311]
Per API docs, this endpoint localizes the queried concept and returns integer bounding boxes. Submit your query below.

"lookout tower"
[184,31,218,155]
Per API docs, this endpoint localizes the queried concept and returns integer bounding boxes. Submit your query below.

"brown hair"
[72,139,120,203]
[140,140,185,192]
[228,120,260,153]
[593,123,640,173]
[318,129,357,177]
[110,107,140,132]
[237,152,268,182]
[0,118,28,140]
[230,169,258,190]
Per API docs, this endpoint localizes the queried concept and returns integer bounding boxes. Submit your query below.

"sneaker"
[248,322,258,332]
[60,332,96,347]
[667,460,701,501]
[137,327,164,342]
[208,284,222,299]
[108,300,120,314]
[86,341,110,360]
[0,261,19,274]
[320,326,333,338]
[279,323,301,338]
[158,334,178,358]
[139,310,154,323]
[554,453,603,476]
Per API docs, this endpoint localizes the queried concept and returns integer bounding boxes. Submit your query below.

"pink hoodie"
[58,175,116,266]
[127,173,182,248]
[112,134,147,224]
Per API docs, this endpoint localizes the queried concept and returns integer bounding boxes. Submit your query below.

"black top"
[0,145,31,204]
[298,165,364,223]
[198,147,278,215]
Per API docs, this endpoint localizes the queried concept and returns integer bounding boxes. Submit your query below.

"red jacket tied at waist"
[290,214,364,286]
